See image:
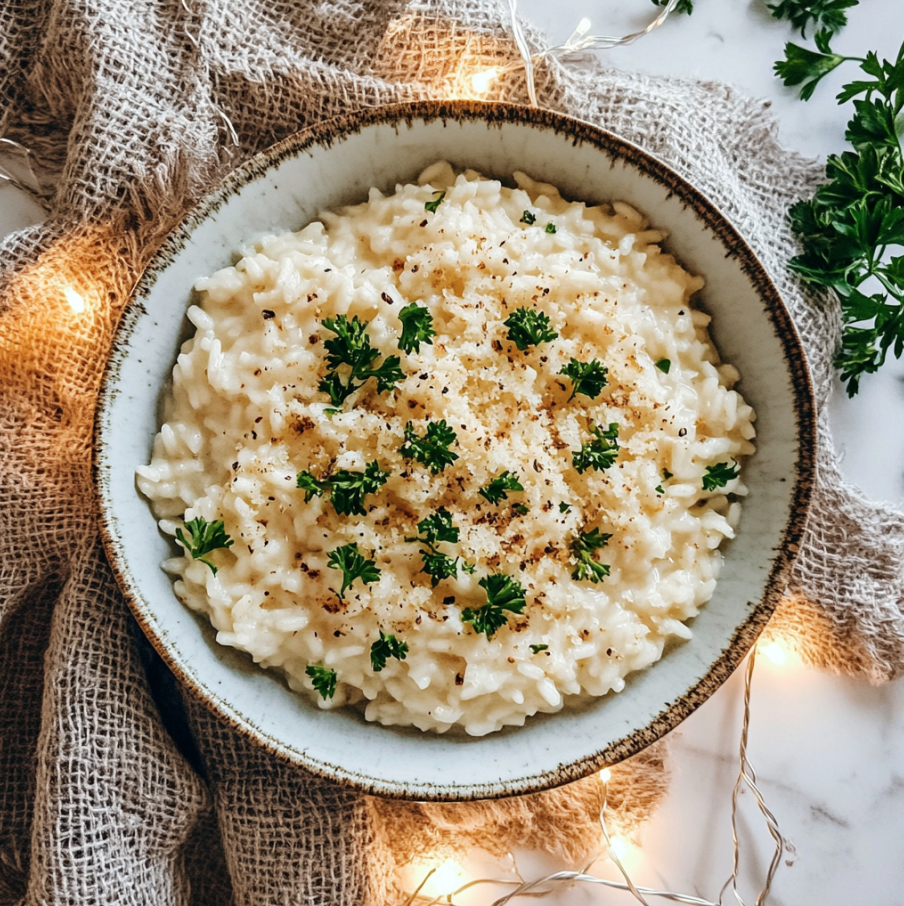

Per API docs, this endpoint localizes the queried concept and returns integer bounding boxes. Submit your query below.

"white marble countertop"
[2,3,902,903]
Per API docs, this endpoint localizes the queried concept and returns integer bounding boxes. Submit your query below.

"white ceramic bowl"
[95,101,815,800]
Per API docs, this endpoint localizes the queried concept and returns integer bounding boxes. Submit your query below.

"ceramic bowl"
[95,100,815,800]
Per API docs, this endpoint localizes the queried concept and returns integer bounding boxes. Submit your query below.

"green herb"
[560,358,609,401]
[512,503,529,516]
[545,222,557,234]
[655,485,665,494]
[655,358,672,374]
[652,0,694,13]
[406,508,464,587]
[503,308,558,351]
[702,460,741,492]
[370,631,409,672]
[324,407,340,419]
[461,573,527,638]
[460,561,477,575]
[175,516,234,575]
[569,527,612,584]
[520,210,537,225]
[305,664,337,700]
[479,470,524,504]
[572,423,620,474]
[413,507,459,545]
[663,468,674,480]
[774,31,854,100]
[425,191,445,213]
[419,550,460,587]
[530,643,549,654]
[559,501,572,513]
[767,0,858,38]
[319,314,404,405]
[327,542,381,600]
[783,38,904,394]
[398,303,436,354]
[400,420,459,473]
[296,460,390,516]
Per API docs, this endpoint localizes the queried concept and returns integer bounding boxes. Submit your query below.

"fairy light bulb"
[63,286,86,314]
[600,767,612,782]
[471,66,502,95]
[759,640,787,666]
[608,836,630,861]
[420,858,464,896]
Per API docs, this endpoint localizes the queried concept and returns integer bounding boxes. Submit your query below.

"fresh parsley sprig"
[405,508,467,587]
[398,303,436,354]
[461,573,527,638]
[413,508,460,545]
[504,308,558,351]
[572,423,620,474]
[306,664,338,700]
[652,0,694,13]
[569,527,612,584]
[560,358,609,401]
[327,542,381,600]
[318,314,404,406]
[702,460,741,491]
[175,516,234,575]
[774,30,858,101]
[370,631,409,672]
[478,470,524,504]
[296,460,390,516]
[425,191,445,213]
[768,0,858,39]
[399,420,459,474]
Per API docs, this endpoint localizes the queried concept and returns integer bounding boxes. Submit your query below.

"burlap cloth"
[2,0,903,902]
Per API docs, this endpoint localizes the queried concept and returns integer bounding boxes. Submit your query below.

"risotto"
[136,162,756,736]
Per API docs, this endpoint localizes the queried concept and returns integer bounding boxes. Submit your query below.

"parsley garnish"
[572,423,620,474]
[296,460,389,516]
[413,508,459,545]
[479,470,524,504]
[655,358,672,374]
[545,222,557,234]
[398,303,436,354]
[768,0,857,39]
[702,461,741,491]
[652,0,693,13]
[530,643,549,654]
[503,308,558,351]
[400,420,459,474]
[327,542,381,600]
[774,30,854,100]
[305,664,337,700]
[560,358,609,401]
[406,508,464,587]
[175,516,234,575]
[559,501,572,513]
[419,550,460,587]
[520,210,537,225]
[663,468,674,480]
[370,631,409,672]
[461,573,527,638]
[425,191,445,213]
[569,527,612,584]
[318,314,404,406]
[512,503,529,516]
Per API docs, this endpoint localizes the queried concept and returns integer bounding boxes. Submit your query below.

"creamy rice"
[136,162,756,736]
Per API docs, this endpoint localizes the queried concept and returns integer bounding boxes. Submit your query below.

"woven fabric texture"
[1,0,902,903]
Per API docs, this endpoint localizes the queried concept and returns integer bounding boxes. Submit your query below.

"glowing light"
[608,836,630,861]
[600,767,612,783]
[63,286,86,314]
[759,640,787,666]
[470,66,502,95]
[414,858,465,897]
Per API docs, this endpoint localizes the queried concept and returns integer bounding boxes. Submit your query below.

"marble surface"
[2,2,903,902]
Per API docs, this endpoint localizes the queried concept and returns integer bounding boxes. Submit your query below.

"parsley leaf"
[504,308,558,351]
[425,191,445,213]
[702,461,741,491]
[419,550,460,587]
[406,508,464,586]
[520,210,537,225]
[655,358,672,374]
[559,501,571,513]
[327,542,381,600]
[400,420,459,473]
[530,643,549,654]
[652,0,693,13]
[461,573,527,638]
[512,503,529,516]
[774,31,855,101]
[318,314,404,405]
[479,470,524,504]
[560,358,609,401]
[175,516,234,575]
[569,527,612,583]
[296,461,389,516]
[370,631,409,672]
[545,222,557,234]
[398,303,436,354]
[572,422,620,474]
[414,507,459,545]
[767,0,858,39]
[305,664,337,700]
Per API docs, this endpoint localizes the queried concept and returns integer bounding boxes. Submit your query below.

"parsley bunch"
[296,460,390,516]
[405,508,470,587]
[175,516,234,575]
[461,573,527,638]
[327,542,381,600]
[569,527,612,584]
[504,307,558,350]
[572,423,620,474]
[400,420,459,474]
[319,314,404,406]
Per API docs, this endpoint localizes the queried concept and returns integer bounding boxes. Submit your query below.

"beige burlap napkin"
[1,1,902,903]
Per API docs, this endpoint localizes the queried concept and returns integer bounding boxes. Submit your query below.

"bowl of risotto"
[96,100,815,799]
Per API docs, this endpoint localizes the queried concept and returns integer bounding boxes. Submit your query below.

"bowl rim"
[94,99,817,800]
